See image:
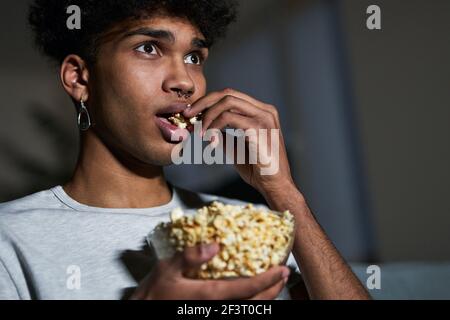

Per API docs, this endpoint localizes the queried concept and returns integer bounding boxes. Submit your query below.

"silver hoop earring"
[78,99,91,131]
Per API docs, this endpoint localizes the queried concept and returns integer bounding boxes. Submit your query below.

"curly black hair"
[28,0,238,64]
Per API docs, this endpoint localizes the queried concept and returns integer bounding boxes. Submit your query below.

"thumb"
[171,243,219,277]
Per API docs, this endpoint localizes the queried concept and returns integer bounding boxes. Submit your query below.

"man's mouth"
[154,103,203,143]
[157,112,203,130]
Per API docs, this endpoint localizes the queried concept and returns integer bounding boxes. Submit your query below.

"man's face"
[87,15,208,166]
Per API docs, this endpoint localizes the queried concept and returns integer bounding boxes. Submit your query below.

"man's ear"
[60,55,90,103]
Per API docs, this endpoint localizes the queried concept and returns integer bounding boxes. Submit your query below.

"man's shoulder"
[0,187,61,212]
[0,187,67,231]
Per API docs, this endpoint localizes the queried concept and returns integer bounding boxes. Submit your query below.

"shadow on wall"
[0,102,78,202]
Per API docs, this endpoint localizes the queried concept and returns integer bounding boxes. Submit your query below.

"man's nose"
[162,62,195,98]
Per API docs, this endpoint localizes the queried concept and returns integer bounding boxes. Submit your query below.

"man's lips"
[156,103,190,116]
[154,102,203,143]
[154,116,191,143]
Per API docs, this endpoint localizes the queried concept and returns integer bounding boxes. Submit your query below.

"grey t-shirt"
[0,185,300,300]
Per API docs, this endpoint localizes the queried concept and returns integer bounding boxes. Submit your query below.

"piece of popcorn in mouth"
[167,113,187,129]
[167,112,203,129]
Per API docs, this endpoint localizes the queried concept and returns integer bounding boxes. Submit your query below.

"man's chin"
[144,141,183,166]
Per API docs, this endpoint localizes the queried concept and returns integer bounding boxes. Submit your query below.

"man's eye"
[184,53,203,65]
[135,43,157,55]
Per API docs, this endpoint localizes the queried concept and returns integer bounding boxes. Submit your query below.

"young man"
[0,0,370,300]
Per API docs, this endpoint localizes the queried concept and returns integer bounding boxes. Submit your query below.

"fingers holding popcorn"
[183,88,274,119]
[200,95,262,131]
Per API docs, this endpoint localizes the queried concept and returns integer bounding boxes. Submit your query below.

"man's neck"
[63,132,172,209]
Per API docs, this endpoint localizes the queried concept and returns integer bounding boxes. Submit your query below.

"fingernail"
[202,243,217,255]
[281,268,290,279]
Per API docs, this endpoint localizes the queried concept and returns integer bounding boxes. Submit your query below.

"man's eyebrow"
[192,37,210,49]
[122,27,175,43]
[122,27,209,49]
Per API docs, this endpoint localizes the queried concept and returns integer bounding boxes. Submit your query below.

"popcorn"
[152,201,294,279]
[170,207,184,221]
[168,113,188,129]
[167,112,203,129]
[188,113,202,125]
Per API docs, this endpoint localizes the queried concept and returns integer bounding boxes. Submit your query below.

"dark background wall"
[341,0,450,261]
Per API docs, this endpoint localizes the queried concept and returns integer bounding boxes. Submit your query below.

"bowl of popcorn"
[147,201,295,279]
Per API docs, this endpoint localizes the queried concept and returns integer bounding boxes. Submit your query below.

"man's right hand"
[131,243,290,300]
